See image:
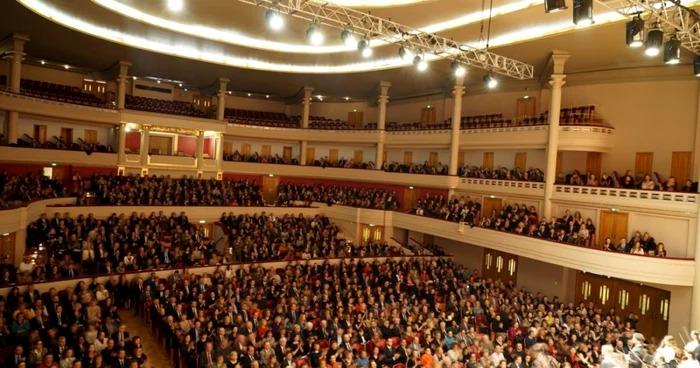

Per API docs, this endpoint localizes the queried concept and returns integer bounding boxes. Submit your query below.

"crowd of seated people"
[81,174,264,207]
[15,77,109,108]
[0,172,66,209]
[309,157,375,170]
[125,95,206,118]
[459,166,544,182]
[223,151,298,166]
[276,183,399,209]
[601,231,668,257]
[12,134,114,154]
[558,170,695,193]
[383,161,449,175]
[226,109,298,128]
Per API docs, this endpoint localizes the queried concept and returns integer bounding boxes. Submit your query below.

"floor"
[122,311,172,368]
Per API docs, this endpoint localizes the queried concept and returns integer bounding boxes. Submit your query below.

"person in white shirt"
[490,345,506,366]
[655,335,681,368]
[680,349,700,368]
[17,257,34,274]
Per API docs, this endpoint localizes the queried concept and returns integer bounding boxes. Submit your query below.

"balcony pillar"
[217,78,229,121]
[692,206,700,329]
[449,77,465,176]
[2,34,30,145]
[376,81,391,169]
[139,125,150,167]
[543,52,570,219]
[117,61,131,109]
[196,130,205,171]
[216,133,225,171]
[300,87,313,166]
[117,123,127,166]
[300,141,308,166]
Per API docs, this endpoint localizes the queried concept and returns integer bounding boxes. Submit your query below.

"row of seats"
[125,95,206,118]
[17,78,108,108]
[226,108,299,128]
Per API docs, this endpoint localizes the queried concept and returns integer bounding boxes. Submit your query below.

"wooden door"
[51,166,68,181]
[84,129,98,144]
[348,111,364,129]
[0,232,15,266]
[60,128,74,144]
[514,152,527,170]
[149,135,172,155]
[33,125,46,143]
[586,152,602,178]
[483,152,494,171]
[262,175,280,204]
[598,211,628,247]
[429,152,439,166]
[403,151,413,165]
[457,152,465,167]
[516,97,537,121]
[652,289,671,340]
[421,108,436,126]
[306,147,315,165]
[353,150,363,163]
[482,249,518,283]
[403,188,418,210]
[481,197,502,220]
[634,152,654,179]
[423,234,434,247]
[224,142,233,155]
[329,149,339,163]
[283,146,292,161]
[671,151,692,185]
[241,143,251,156]
[556,152,563,176]
[261,145,271,157]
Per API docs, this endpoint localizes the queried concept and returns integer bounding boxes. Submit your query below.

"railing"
[560,125,615,134]
[0,89,118,113]
[553,185,699,213]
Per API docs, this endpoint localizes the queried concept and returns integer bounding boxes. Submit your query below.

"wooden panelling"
[84,129,98,144]
[329,149,339,163]
[481,197,502,220]
[348,111,364,129]
[33,125,46,144]
[241,143,251,156]
[0,232,15,266]
[634,152,654,178]
[403,151,413,165]
[283,146,292,161]
[429,152,438,166]
[457,151,465,167]
[586,152,602,178]
[224,142,233,155]
[306,147,315,165]
[149,135,172,155]
[60,127,73,144]
[421,107,436,126]
[403,188,418,210]
[671,151,692,185]
[483,152,494,171]
[598,211,628,247]
[261,145,271,157]
[482,249,518,284]
[514,152,527,170]
[360,224,384,242]
[353,150,363,163]
[516,97,537,121]
[262,175,280,204]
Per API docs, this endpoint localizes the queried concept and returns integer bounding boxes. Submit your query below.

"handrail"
[553,184,698,209]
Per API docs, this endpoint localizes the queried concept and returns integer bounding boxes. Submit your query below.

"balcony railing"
[553,185,699,214]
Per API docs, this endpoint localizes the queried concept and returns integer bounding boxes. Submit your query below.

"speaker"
[544,0,567,13]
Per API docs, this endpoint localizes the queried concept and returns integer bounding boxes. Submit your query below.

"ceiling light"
[199,220,206,224]
[345,97,350,100]
[157,80,161,84]
[693,55,700,77]
[266,95,269,98]
[133,76,137,80]
[645,27,664,57]
[40,60,46,65]
[398,46,413,61]
[413,55,427,71]
[248,93,251,96]
[544,0,567,13]
[483,72,498,88]
[306,23,324,45]
[341,29,356,48]
[524,95,530,99]
[573,0,594,27]
[358,39,372,58]
[664,35,681,65]
[626,16,645,48]
[228,91,232,95]
[451,60,466,77]
[265,9,284,30]
[184,88,188,91]
[168,0,183,12]
[64,65,69,69]
[178,83,183,87]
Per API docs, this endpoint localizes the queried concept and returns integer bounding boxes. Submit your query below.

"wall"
[130,79,174,100]
[308,101,370,122]
[517,257,577,303]
[125,131,141,151]
[386,148,546,169]
[17,116,112,145]
[226,139,300,159]
[434,237,484,275]
[559,151,587,174]
[386,94,446,123]
[21,64,86,89]
[308,143,376,162]
[457,88,540,121]
[204,137,215,157]
[178,135,196,156]
[224,95,285,113]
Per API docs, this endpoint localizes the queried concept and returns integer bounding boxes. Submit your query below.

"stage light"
[413,55,427,71]
[693,55,700,77]
[544,0,567,13]
[664,35,680,64]
[626,16,644,48]
[341,29,356,48]
[483,72,497,88]
[645,27,663,57]
[398,46,413,61]
[168,0,183,12]
[306,23,324,45]
[265,10,284,30]
[573,0,593,27]
[358,39,372,58]
[451,61,465,77]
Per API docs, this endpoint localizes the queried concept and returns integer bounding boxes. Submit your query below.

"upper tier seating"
[125,94,206,118]
[18,78,109,107]
[225,108,299,128]
[308,116,353,130]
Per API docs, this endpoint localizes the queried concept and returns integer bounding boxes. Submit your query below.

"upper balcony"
[0,90,119,125]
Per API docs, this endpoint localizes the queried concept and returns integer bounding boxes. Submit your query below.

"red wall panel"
[125,132,141,151]
[178,136,196,157]
[204,138,215,158]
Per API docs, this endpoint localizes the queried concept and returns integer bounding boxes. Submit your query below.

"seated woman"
[640,175,656,190]
[665,176,677,192]
[655,243,667,258]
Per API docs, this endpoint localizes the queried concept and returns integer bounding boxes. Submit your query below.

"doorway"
[262,175,280,204]
[598,210,629,247]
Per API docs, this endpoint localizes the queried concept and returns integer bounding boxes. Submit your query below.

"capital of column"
[379,81,391,97]
[142,125,151,132]
[5,34,30,53]
[218,78,230,92]
[549,74,566,89]
[2,50,25,63]
[118,61,132,77]
[452,85,465,97]
[378,95,389,105]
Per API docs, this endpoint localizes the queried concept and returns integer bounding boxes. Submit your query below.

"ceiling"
[0,0,696,100]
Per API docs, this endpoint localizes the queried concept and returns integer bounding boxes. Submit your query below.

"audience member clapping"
[384,161,448,175]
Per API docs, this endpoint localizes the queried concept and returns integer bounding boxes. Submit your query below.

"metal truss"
[237,0,535,80]
[597,0,700,54]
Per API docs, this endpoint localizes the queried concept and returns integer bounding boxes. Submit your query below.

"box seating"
[18,78,108,107]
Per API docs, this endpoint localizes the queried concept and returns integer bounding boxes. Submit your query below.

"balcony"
[457,178,545,197]
[559,125,615,152]
[0,90,119,124]
[553,185,699,214]
[226,123,382,144]
[0,146,118,167]
[147,154,196,168]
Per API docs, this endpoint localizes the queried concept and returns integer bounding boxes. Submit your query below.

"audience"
[223,151,298,166]
[458,166,544,182]
[0,172,66,209]
[558,170,695,193]
[276,183,399,209]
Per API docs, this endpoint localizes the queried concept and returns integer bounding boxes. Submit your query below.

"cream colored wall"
[561,80,698,177]
[21,64,86,88]
[309,101,370,122]
[17,116,112,145]
[433,237,484,274]
[0,60,9,79]
[559,151,587,174]
[385,94,446,123]
[460,89,540,120]
[308,143,376,162]
[385,148,450,165]
[226,139,300,159]
[386,148,546,171]
[225,95,286,113]
[647,282,692,340]
[130,79,174,100]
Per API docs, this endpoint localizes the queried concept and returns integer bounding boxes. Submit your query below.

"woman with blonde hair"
[655,335,681,368]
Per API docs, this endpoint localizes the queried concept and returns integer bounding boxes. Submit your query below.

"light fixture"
[489,195,496,199]
[64,65,69,69]
[573,0,594,27]
[368,224,375,227]
[133,76,137,80]
[626,16,645,48]
[157,80,161,84]
[306,22,324,45]
[664,35,681,64]
[178,83,183,87]
[184,88,188,92]
[266,95,269,98]
[426,105,431,108]
[645,26,664,57]
[168,0,183,12]
[199,220,206,224]
[318,95,323,101]
[544,0,567,13]
[483,72,498,88]
[268,174,274,177]
[523,95,530,99]
[124,126,131,132]
[451,60,466,77]
[398,46,413,61]
[413,55,427,71]
[341,29,356,48]
[358,39,372,57]
[51,163,57,167]
[694,55,700,77]
[2,233,8,236]
[40,60,46,65]
[345,97,350,100]
[265,9,284,30]
[248,93,251,96]
[408,186,414,190]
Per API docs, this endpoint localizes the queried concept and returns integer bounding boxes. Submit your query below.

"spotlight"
[265,9,283,30]
[626,16,645,48]
[178,83,183,87]
[398,46,413,61]
[645,27,663,57]
[694,55,700,77]
[40,60,46,65]
[483,72,498,89]
[664,35,681,64]
[247,93,251,96]
[544,0,567,13]
[341,29,356,48]
[413,55,427,71]
[451,61,466,77]
[168,0,183,12]
[573,0,594,27]
[64,65,69,69]
[306,23,324,45]
[358,39,372,58]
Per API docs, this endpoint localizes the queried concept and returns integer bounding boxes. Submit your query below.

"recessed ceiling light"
[40,60,46,65]
[266,95,269,98]
[168,0,183,12]
[345,97,349,100]
[64,65,69,69]
[247,93,251,96]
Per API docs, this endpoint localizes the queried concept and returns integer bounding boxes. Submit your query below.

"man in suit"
[4,345,25,368]
[112,349,128,368]
[198,342,215,368]
[509,355,524,368]
[628,333,647,368]
[110,325,130,348]
[240,346,257,368]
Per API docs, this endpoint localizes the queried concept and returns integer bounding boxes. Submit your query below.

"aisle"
[121,311,172,368]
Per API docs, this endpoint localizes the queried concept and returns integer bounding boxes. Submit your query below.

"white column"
[692,211,700,329]
[376,81,391,169]
[216,133,225,171]
[117,123,127,166]
[300,141,308,166]
[217,78,229,121]
[117,61,131,109]
[300,87,313,166]
[543,52,570,219]
[196,131,205,170]
[449,77,465,176]
[4,50,24,145]
[139,126,150,167]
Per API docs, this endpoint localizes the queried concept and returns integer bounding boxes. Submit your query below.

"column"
[117,123,127,166]
[375,81,391,169]
[216,132,225,171]
[217,78,230,121]
[449,76,465,176]
[692,211,700,329]
[4,50,25,145]
[300,86,313,166]
[542,52,570,219]
[117,61,131,109]
[196,130,205,171]
[139,125,150,167]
